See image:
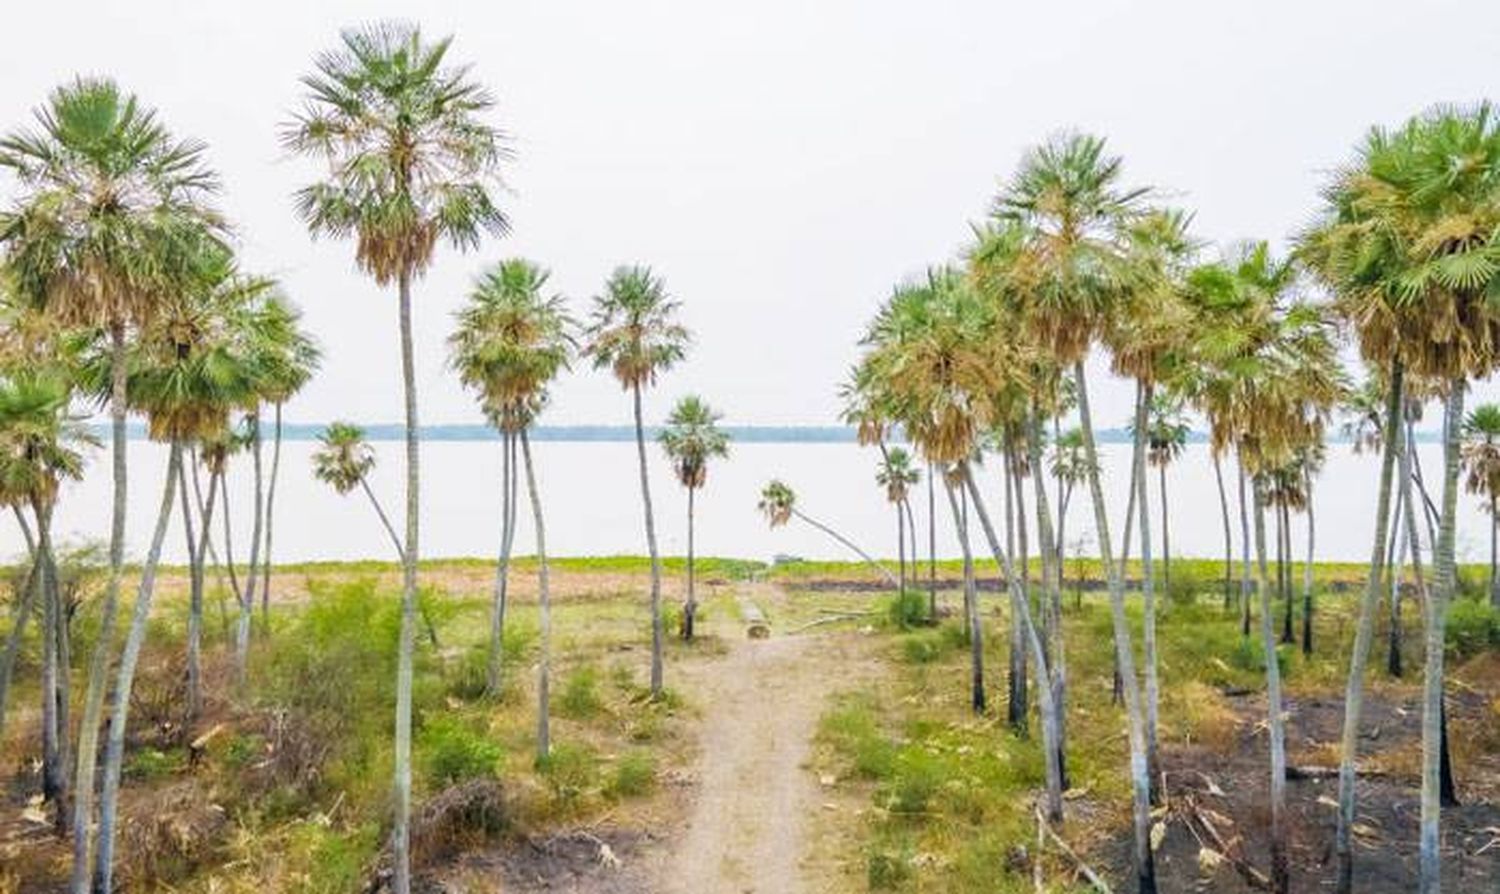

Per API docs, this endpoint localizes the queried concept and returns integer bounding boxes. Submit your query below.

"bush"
[1448,598,1500,659]
[881,746,943,814]
[538,742,600,803]
[607,750,656,798]
[559,665,604,719]
[901,634,944,664]
[419,717,503,787]
[885,590,928,630]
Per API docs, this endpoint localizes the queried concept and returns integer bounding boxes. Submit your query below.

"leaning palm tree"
[1302,102,1500,894]
[992,131,1157,889]
[1462,403,1500,608]
[757,480,897,587]
[313,422,402,556]
[660,395,730,640]
[584,265,689,699]
[285,24,508,890]
[448,257,573,759]
[0,77,222,894]
[875,447,920,591]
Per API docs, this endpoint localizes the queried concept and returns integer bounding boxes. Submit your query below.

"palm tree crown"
[0,371,95,510]
[312,421,376,495]
[284,22,509,284]
[875,447,920,504]
[584,265,690,389]
[660,395,729,490]
[758,480,796,528]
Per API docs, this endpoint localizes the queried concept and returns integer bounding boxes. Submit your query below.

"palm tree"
[757,480,897,587]
[1462,403,1500,608]
[286,24,508,890]
[0,368,94,822]
[1048,427,1092,578]
[993,131,1156,887]
[313,422,402,556]
[660,395,730,640]
[584,265,689,699]
[1303,103,1500,894]
[1144,391,1189,594]
[875,447,920,591]
[448,257,573,758]
[0,78,222,894]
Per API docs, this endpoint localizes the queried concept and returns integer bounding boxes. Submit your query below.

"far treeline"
[0,17,1497,894]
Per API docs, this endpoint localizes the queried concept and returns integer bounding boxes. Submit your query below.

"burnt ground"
[420,827,661,894]
[1112,671,1500,894]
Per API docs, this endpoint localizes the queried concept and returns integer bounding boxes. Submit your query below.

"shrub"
[607,750,656,798]
[901,634,944,664]
[885,590,928,630]
[1447,598,1500,660]
[559,665,604,719]
[881,746,943,814]
[419,717,503,787]
[538,742,600,803]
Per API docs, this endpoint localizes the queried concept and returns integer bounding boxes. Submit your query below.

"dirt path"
[654,586,876,894]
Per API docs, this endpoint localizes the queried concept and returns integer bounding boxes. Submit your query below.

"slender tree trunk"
[93,442,181,894]
[391,269,419,894]
[247,411,265,633]
[1302,474,1315,656]
[1388,461,1409,679]
[52,539,71,836]
[927,465,937,621]
[1073,361,1156,894]
[945,477,984,714]
[1335,362,1403,894]
[1002,453,1025,730]
[1491,492,1498,610]
[1214,451,1234,611]
[962,466,1064,823]
[1278,503,1293,644]
[1009,450,1030,734]
[1027,405,1068,790]
[487,431,514,696]
[261,403,284,627]
[1238,462,1254,638]
[71,322,129,894]
[0,539,40,747]
[181,458,211,722]
[683,484,697,640]
[1159,461,1171,596]
[896,502,906,594]
[791,508,898,587]
[1132,383,1161,803]
[904,498,918,598]
[36,503,64,810]
[520,430,551,762]
[633,384,666,699]
[221,473,243,630]
[1419,383,1463,894]
[1253,477,1290,894]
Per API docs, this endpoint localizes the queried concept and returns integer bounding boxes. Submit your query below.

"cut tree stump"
[738,595,770,639]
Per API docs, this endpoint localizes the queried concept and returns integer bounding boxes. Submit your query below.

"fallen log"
[788,613,865,634]
[738,597,770,639]
[1034,806,1112,894]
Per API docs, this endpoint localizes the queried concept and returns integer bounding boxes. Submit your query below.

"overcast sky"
[2,0,1496,428]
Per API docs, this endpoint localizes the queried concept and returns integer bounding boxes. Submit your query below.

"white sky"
[2,0,1497,429]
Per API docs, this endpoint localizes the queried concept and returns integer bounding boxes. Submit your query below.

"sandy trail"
[655,585,874,894]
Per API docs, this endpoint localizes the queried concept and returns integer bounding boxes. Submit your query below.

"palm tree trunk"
[221,473,243,631]
[71,321,130,894]
[790,508,898,587]
[1335,362,1403,894]
[391,269,419,894]
[1491,492,1498,610]
[1281,502,1295,644]
[927,465,937,621]
[904,498,918,596]
[633,384,665,699]
[1302,474,1315,656]
[93,442,181,894]
[1252,476,1290,894]
[1027,405,1068,790]
[896,502,906,594]
[1159,460,1171,595]
[518,430,551,763]
[944,476,984,714]
[247,411,265,633]
[961,466,1064,823]
[1214,451,1234,612]
[1419,382,1464,894]
[36,503,64,810]
[1009,451,1030,735]
[1238,461,1254,638]
[1388,463,1409,679]
[180,458,208,722]
[1002,453,1025,730]
[262,403,284,627]
[684,484,697,640]
[487,431,514,695]
[1132,383,1161,803]
[1073,361,1156,894]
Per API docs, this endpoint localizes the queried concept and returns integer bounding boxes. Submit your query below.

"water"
[6,438,1491,568]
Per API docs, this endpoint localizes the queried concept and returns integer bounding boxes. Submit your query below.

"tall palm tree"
[875,447,920,591]
[992,132,1156,888]
[1462,403,1500,608]
[1144,390,1189,593]
[757,480,897,587]
[285,24,508,891]
[1303,103,1500,894]
[660,395,730,640]
[584,265,689,699]
[448,257,573,758]
[0,78,222,894]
